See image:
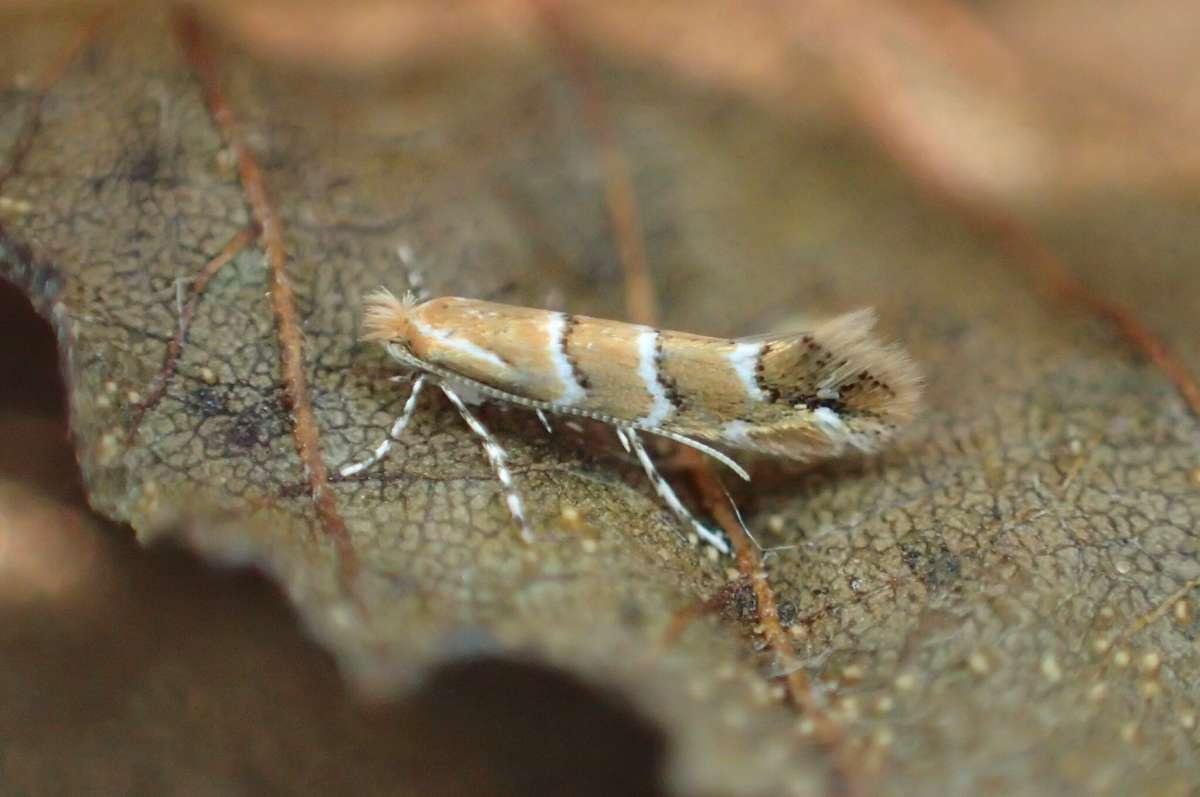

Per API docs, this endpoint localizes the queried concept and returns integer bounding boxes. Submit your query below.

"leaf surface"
[2,4,1198,795]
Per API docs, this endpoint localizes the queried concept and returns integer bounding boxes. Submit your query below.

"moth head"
[361,287,420,349]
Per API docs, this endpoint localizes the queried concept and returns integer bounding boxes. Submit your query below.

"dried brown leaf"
[2,3,1199,796]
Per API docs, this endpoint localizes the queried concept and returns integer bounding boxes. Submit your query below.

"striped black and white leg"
[439,383,536,545]
[616,427,732,555]
[340,374,428,477]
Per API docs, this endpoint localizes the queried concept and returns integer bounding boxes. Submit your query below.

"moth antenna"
[717,479,797,555]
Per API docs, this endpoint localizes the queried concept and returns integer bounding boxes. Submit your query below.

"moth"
[343,290,921,554]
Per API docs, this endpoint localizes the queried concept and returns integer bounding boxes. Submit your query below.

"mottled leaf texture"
[2,5,1200,796]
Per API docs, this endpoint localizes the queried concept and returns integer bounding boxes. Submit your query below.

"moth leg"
[616,427,732,555]
[439,383,536,545]
[340,374,427,477]
[648,428,749,481]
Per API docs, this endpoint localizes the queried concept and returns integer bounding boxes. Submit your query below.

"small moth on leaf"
[344,290,921,554]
